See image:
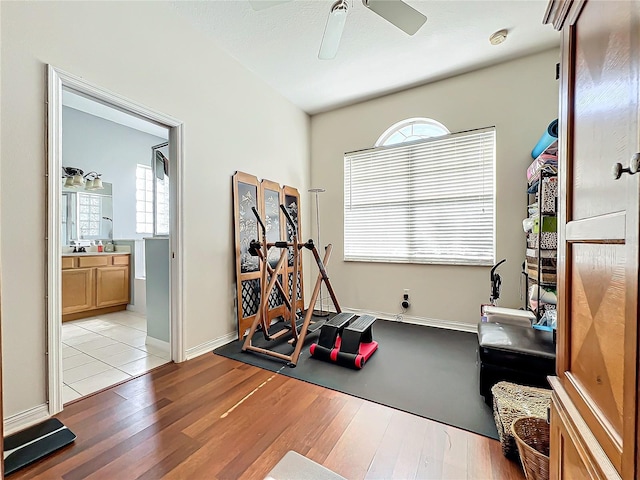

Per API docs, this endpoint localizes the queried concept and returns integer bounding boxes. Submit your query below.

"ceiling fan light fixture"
[318,0,349,60]
[362,0,427,36]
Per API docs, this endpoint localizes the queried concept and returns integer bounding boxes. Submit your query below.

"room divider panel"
[260,179,286,323]
[232,172,304,338]
[282,185,304,318]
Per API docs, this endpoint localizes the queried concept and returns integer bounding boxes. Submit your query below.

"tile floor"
[62,310,170,404]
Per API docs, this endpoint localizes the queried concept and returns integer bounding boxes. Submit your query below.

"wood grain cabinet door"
[95,266,130,307]
[554,1,640,477]
[549,399,593,479]
[62,268,94,314]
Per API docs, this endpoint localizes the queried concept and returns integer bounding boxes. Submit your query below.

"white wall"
[310,49,560,328]
[62,106,168,241]
[0,2,310,419]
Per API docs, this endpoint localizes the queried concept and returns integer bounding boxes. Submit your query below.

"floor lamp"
[308,187,329,317]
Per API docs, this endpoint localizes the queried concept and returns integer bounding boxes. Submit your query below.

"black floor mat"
[215,318,497,440]
[4,418,76,475]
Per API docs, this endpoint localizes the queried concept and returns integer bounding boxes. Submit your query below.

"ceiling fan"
[249,0,428,60]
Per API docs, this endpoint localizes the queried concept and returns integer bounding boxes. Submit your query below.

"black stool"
[477,322,556,404]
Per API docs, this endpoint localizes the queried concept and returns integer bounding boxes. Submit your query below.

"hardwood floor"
[12,354,524,479]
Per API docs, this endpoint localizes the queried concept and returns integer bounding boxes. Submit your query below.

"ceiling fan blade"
[363,0,427,35]
[248,0,292,11]
[318,1,349,60]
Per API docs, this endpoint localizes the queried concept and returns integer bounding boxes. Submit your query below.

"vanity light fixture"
[62,167,104,191]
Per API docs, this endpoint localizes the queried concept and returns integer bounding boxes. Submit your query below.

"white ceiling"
[170,0,560,114]
[62,89,169,140]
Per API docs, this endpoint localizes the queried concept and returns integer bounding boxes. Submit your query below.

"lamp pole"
[308,187,328,317]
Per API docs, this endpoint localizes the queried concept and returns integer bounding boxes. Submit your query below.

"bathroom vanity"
[61,252,130,322]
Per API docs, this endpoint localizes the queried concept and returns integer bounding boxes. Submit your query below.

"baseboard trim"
[126,305,146,315]
[146,336,170,353]
[186,332,238,360]
[4,404,50,436]
[338,307,478,333]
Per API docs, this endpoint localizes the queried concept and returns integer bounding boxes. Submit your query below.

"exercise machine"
[242,205,341,367]
[247,206,295,341]
[309,312,378,369]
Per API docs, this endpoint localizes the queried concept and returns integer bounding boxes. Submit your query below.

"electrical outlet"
[402,289,410,309]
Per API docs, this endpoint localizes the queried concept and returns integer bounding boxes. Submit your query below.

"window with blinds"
[344,127,496,266]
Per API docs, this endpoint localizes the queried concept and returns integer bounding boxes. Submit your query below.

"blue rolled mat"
[531,119,558,159]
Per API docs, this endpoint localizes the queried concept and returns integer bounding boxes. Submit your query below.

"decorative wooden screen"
[260,179,286,322]
[232,172,261,338]
[282,185,305,317]
[233,173,305,338]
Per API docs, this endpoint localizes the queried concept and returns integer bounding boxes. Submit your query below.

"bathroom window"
[78,194,102,237]
[136,164,154,234]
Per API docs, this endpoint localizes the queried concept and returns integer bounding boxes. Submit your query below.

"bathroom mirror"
[62,181,113,245]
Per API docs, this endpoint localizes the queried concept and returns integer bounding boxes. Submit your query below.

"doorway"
[47,66,185,415]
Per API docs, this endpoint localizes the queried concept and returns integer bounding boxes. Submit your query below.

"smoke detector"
[489,29,508,45]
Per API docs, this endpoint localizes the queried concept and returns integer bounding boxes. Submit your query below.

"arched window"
[375,117,450,147]
[345,119,495,266]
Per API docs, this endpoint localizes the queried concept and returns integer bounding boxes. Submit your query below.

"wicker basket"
[491,382,551,458]
[511,416,550,480]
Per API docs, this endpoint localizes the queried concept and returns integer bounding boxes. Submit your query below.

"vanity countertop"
[62,251,130,257]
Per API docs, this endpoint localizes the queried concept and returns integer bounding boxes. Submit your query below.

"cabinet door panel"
[62,268,94,314]
[571,0,637,221]
[570,243,625,435]
[95,266,129,307]
[550,386,621,480]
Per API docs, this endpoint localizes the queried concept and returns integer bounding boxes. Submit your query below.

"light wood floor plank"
[9,354,524,480]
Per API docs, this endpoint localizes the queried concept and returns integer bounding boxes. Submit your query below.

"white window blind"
[344,127,496,266]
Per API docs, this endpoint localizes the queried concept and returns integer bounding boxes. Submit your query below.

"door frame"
[46,65,186,415]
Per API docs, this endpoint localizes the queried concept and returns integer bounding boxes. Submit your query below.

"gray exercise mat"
[215,318,498,439]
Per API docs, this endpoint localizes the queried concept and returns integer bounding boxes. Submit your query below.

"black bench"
[477,322,556,404]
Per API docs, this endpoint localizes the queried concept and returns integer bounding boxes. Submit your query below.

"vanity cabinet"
[95,266,129,307]
[61,268,93,314]
[62,253,130,321]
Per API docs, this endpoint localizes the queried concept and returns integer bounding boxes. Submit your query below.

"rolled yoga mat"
[531,119,558,159]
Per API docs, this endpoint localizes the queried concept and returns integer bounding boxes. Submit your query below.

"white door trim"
[46,65,186,416]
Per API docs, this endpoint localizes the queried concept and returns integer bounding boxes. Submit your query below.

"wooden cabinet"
[61,268,93,314]
[62,254,130,321]
[95,266,129,307]
[544,1,640,478]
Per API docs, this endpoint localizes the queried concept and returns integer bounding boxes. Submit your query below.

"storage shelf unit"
[524,140,558,321]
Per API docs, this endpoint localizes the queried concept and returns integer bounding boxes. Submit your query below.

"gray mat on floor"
[214,318,498,440]
[265,451,346,480]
